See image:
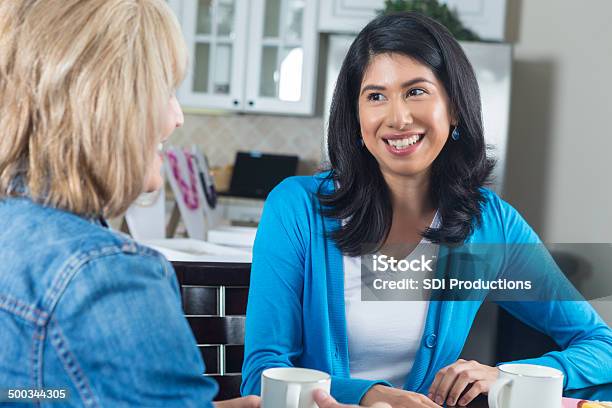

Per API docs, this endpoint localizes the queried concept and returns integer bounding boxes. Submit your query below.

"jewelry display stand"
[164,146,207,240]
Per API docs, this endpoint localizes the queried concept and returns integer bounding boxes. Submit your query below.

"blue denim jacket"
[0,198,218,407]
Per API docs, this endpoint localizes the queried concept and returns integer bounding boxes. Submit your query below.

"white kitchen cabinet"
[243,0,319,115]
[170,0,319,115]
[169,0,249,111]
[318,0,507,42]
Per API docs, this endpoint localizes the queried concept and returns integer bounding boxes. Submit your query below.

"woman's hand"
[214,395,261,408]
[361,384,442,407]
[313,389,391,408]
[428,359,499,406]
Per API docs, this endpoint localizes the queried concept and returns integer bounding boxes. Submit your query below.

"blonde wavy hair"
[0,0,187,217]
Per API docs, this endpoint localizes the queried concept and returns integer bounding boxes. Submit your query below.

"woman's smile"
[381,132,426,156]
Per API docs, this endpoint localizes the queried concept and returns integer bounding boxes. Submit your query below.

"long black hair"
[318,12,495,256]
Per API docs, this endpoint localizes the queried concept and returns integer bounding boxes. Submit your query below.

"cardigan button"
[425,333,437,348]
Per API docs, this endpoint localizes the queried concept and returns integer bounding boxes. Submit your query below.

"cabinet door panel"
[258,46,279,98]
[178,0,248,110]
[213,44,233,94]
[278,46,303,102]
[193,43,211,93]
[284,0,304,42]
[196,0,213,34]
[263,0,282,38]
[245,0,318,115]
[217,0,236,36]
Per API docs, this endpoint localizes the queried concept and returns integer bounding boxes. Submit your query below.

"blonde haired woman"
[0,1,264,406]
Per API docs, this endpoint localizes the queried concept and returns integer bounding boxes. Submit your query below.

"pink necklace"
[167,149,200,210]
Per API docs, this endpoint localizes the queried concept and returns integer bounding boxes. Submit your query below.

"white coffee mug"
[488,364,564,408]
[261,367,331,408]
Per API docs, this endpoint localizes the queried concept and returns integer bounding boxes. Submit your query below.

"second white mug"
[488,363,564,408]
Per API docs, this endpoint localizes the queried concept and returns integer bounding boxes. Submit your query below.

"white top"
[343,212,441,388]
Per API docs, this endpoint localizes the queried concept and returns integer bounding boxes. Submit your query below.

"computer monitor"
[227,151,299,199]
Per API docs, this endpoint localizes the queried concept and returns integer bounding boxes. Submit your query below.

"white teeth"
[388,135,422,149]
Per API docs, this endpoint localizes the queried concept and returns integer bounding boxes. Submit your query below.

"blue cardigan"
[241,174,612,404]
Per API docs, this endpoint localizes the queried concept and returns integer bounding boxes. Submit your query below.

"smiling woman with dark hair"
[320,11,494,256]
[241,12,612,408]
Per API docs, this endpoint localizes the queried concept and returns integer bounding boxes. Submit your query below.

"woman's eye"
[367,93,386,102]
[407,88,426,97]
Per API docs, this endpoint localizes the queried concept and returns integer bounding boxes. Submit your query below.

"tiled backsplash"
[170,113,326,175]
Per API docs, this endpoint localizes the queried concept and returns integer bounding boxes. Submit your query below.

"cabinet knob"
[233,100,239,106]
[248,101,254,107]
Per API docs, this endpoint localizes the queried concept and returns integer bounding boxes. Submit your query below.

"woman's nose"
[171,95,184,128]
[176,106,184,128]
[388,98,413,130]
